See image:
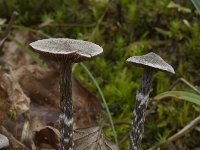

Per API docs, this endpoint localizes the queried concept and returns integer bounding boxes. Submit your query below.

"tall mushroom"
[126,52,175,150]
[30,38,103,150]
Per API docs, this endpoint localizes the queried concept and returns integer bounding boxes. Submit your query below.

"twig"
[45,23,97,28]
[119,131,130,145]
[148,115,200,150]
[167,78,200,95]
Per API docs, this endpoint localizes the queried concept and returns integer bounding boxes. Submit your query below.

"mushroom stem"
[60,61,73,150]
[129,67,154,150]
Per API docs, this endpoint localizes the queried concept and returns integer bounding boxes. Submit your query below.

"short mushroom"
[0,133,9,149]
[30,38,103,150]
[126,52,175,150]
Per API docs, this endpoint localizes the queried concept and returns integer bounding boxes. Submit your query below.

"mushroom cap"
[0,134,9,149]
[30,38,103,62]
[126,52,175,74]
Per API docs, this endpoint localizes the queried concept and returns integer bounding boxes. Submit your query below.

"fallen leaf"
[0,67,30,116]
[73,77,102,129]
[34,126,60,149]
[3,31,34,67]
[14,65,60,108]
[14,65,102,129]
[0,84,10,122]
[74,126,119,150]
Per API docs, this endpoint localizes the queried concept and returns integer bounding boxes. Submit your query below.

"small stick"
[148,115,200,150]
[44,23,97,28]
[119,131,131,145]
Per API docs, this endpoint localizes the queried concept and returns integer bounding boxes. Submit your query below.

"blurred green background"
[0,0,200,149]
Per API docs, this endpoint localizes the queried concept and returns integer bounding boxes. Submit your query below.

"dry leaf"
[73,77,102,129]
[0,84,10,122]
[2,31,34,67]
[14,65,102,129]
[74,126,119,150]
[0,67,30,116]
[34,126,60,149]
[14,65,60,107]
[31,107,59,132]
[31,117,46,132]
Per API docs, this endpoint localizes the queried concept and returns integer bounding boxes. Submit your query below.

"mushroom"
[30,38,103,150]
[126,52,175,150]
[0,133,9,149]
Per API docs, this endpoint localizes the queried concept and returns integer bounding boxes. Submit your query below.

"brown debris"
[3,31,34,67]
[0,67,30,116]
[0,125,29,150]
[14,65,102,129]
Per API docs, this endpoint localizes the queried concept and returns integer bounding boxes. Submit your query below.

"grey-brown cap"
[126,52,175,74]
[30,38,103,62]
[0,134,9,149]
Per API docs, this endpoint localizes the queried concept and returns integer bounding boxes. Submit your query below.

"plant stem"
[129,67,154,150]
[60,61,73,150]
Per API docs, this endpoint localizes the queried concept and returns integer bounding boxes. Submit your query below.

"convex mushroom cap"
[30,38,103,62]
[126,52,175,74]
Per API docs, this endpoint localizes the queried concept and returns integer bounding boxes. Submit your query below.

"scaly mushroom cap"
[30,38,103,62]
[126,52,175,74]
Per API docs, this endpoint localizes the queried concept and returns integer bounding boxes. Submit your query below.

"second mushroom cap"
[126,52,175,74]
